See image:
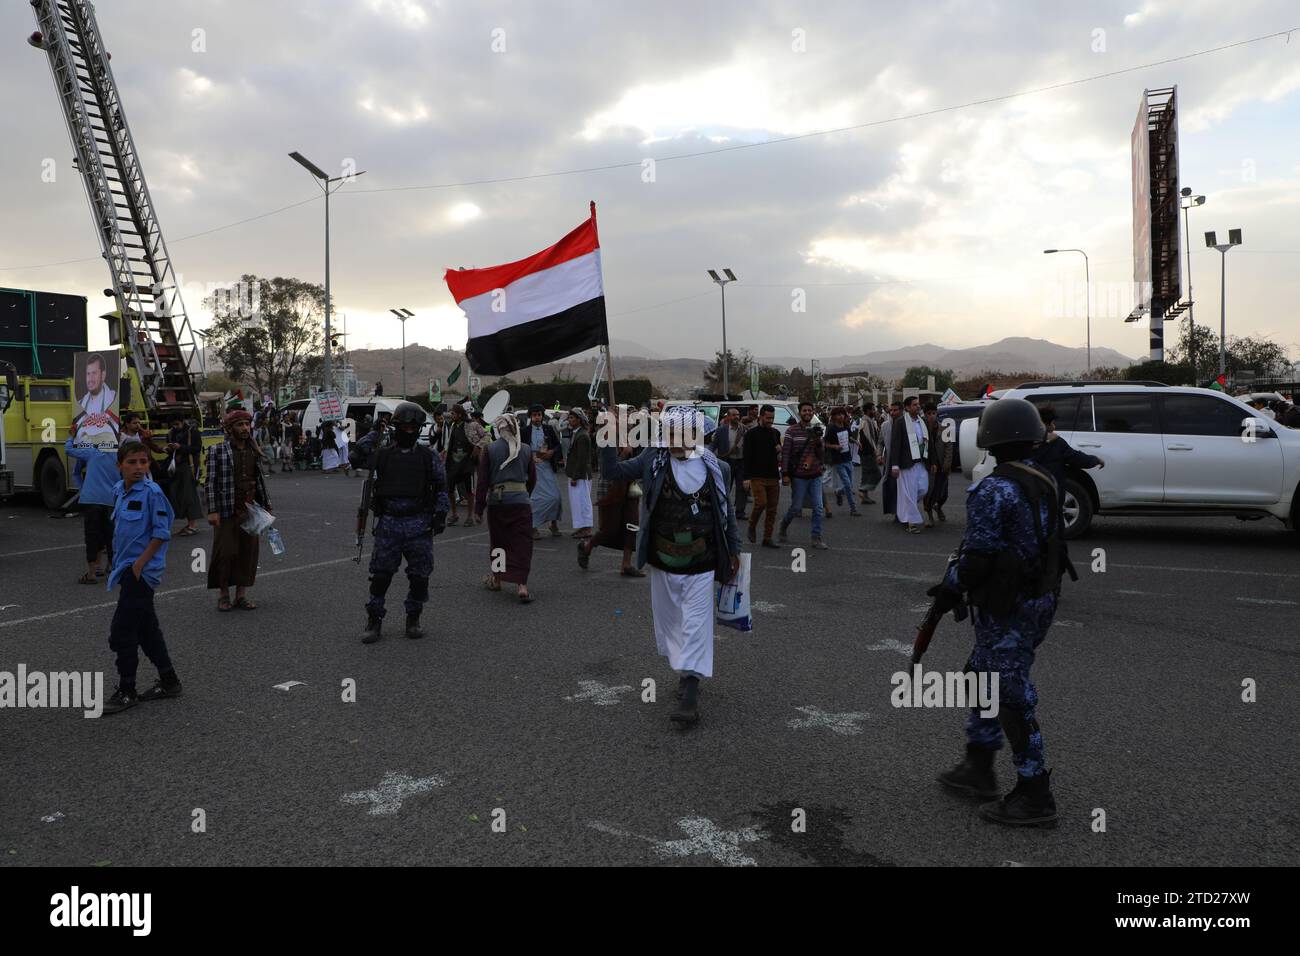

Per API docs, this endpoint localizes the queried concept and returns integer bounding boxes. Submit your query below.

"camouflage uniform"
[356,430,450,620]
[945,474,1057,778]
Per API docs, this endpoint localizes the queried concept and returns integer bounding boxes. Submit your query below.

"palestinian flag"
[444,203,608,376]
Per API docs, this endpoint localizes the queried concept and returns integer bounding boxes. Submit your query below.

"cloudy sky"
[3,0,1298,365]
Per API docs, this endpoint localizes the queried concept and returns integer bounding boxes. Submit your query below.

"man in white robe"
[889,396,930,532]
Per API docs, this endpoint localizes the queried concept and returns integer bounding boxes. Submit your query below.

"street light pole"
[1043,248,1089,373]
[1205,229,1243,379]
[390,308,415,398]
[707,268,737,397]
[289,151,366,394]
[1180,188,1206,380]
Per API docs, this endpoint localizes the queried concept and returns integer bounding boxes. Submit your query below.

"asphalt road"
[1,468,1296,867]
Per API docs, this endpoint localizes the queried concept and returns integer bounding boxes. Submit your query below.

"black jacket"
[742,424,781,479]
[1028,433,1099,501]
[888,413,926,469]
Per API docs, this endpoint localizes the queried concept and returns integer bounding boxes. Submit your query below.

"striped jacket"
[203,439,270,518]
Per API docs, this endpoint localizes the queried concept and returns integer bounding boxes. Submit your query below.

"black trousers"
[728,458,748,515]
[83,504,113,564]
[109,573,173,687]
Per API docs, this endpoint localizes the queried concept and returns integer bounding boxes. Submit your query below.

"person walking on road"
[923,403,953,526]
[355,402,449,643]
[204,409,270,611]
[101,441,183,715]
[597,405,742,728]
[65,427,119,583]
[565,408,594,539]
[932,397,1071,827]
[742,404,782,548]
[475,411,537,603]
[889,396,930,533]
[778,401,828,549]
[526,404,564,539]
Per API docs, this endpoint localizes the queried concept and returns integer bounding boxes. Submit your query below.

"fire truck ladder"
[29,0,204,420]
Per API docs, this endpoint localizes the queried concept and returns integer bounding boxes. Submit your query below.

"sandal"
[532,528,542,540]
[620,568,646,578]
[217,596,233,612]
[549,526,562,537]
[482,574,502,592]
[178,526,199,536]
[518,590,534,604]
[234,597,257,610]
[78,573,97,585]
[446,515,461,527]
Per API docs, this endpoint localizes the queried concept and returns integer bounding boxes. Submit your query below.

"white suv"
[964,383,1300,538]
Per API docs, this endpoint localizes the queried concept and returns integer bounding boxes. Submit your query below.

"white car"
[965,383,1300,538]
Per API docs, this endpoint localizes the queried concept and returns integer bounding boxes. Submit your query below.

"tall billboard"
[1131,87,1181,360]
[1131,93,1152,316]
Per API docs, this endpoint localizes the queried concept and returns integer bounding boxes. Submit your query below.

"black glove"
[432,512,447,536]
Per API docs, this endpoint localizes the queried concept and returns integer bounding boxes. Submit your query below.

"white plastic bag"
[715,552,752,632]
[239,501,276,536]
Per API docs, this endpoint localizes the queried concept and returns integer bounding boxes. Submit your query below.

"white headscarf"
[494,413,522,466]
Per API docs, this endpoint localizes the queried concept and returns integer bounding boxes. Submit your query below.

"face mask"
[394,427,418,448]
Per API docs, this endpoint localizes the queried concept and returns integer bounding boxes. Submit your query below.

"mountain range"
[341,337,1140,399]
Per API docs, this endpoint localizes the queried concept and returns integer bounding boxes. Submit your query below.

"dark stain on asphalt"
[751,802,896,866]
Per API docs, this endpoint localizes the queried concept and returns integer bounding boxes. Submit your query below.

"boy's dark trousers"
[109,573,173,689]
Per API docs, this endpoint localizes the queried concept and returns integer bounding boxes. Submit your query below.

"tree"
[900,365,956,391]
[1166,321,1221,384]
[203,275,325,401]
[199,371,242,395]
[1123,360,1191,385]
[1227,335,1290,380]
[1088,365,1124,381]
[703,349,751,394]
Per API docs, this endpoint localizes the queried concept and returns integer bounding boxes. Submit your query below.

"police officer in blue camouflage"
[933,397,1072,826]
[354,402,449,644]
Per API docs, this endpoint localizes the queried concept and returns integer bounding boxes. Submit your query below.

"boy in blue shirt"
[65,432,120,583]
[102,442,183,715]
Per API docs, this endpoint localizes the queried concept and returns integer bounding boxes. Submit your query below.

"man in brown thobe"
[204,409,271,611]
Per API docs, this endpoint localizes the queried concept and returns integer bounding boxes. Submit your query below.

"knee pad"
[997,707,1040,754]
[407,574,429,603]
[369,572,394,597]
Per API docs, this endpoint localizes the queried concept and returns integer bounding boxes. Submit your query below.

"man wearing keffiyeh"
[597,405,742,728]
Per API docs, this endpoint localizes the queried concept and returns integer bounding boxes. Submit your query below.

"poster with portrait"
[71,350,121,449]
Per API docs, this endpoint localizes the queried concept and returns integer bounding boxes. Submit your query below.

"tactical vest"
[373,446,434,516]
[977,462,1076,606]
[648,464,717,574]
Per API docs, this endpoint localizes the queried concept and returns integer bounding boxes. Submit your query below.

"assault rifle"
[912,549,968,663]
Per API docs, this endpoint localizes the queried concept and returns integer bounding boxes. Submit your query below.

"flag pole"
[592,200,617,409]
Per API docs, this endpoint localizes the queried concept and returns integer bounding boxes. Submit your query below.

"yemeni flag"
[444,203,608,376]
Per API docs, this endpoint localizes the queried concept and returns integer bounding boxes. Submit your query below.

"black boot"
[670,675,700,727]
[979,770,1058,827]
[361,614,383,644]
[937,744,999,799]
[405,613,424,639]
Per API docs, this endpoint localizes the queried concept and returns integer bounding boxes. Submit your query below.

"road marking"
[1236,597,1298,606]
[589,817,764,866]
[41,812,65,823]
[564,680,633,706]
[340,770,447,817]
[864,638,913,657]
[751,601,786,613]
[1112,562,1297,579]
[0,533,491,631]
[273,681,306,692]
[3,544,83,558]
[787,705,871,736]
